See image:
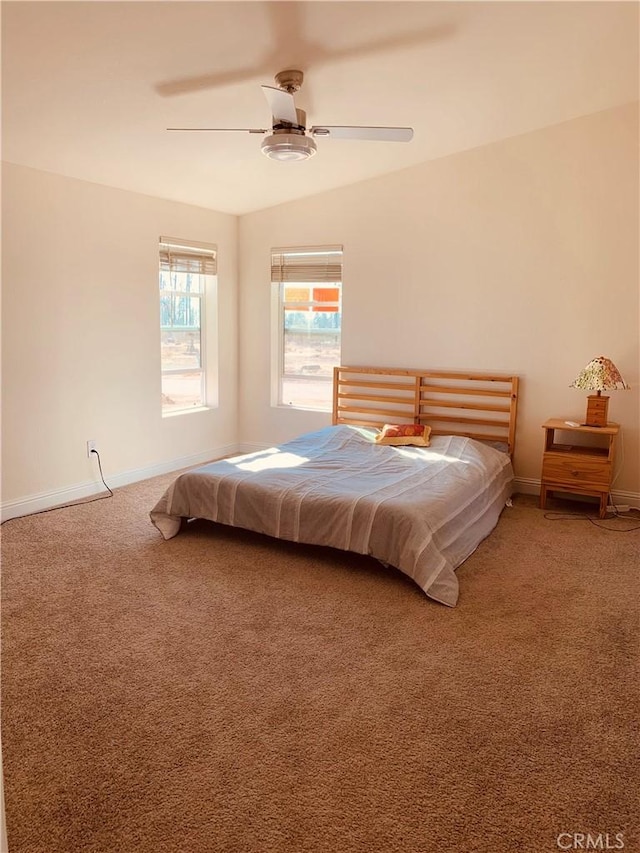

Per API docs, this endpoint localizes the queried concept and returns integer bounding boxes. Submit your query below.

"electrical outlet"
[86,440,97,458]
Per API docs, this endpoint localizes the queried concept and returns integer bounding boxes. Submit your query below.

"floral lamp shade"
[571,356,629,427]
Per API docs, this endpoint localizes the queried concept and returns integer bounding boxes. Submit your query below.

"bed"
[150,366,519,606]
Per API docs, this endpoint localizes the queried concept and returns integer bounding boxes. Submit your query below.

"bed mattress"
[150,424,514,606]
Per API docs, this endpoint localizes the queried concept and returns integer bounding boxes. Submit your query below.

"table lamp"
[570,356,628,427]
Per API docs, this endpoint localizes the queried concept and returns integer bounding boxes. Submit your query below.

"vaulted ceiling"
[2,1,638,214]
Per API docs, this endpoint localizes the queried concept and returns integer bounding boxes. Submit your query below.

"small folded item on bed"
[375,423,431,446]
[150,424,513,607]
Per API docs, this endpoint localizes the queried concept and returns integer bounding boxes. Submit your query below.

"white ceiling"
[2,1,638,215]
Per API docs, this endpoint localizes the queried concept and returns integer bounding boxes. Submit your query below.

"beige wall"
[2,104,638,511]
[1,163,239,511]
[239,104,639,498]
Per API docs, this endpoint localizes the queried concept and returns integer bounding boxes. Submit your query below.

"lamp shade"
[570,356,629,392]
[571,356,628,427]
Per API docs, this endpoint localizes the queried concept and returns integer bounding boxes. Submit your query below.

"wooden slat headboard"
[332,365,519,457]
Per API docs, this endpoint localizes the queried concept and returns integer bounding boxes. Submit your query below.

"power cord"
[1,448,113,526]
[91,448,114,498]
[601,488,640,528]
[544,508,640,531]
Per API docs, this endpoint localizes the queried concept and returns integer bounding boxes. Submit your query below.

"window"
[271,246,343,410]
[159,238,217,415]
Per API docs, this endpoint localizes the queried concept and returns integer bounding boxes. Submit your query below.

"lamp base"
[584,395,609,427]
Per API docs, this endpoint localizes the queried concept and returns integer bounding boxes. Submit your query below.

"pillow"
[375,423,431,446]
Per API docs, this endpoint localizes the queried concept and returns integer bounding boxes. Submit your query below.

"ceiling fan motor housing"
[272,108,308,133]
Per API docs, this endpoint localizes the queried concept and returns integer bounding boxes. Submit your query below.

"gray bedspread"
[150,425,513,606]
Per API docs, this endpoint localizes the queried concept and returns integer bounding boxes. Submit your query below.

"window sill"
[273,404,331,414]
[162,405,214,419]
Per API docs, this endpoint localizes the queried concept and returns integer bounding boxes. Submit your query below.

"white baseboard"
[608,488,640,509]
[514,477,640,509]
[513,477,540,496]
[234,442,272,455]
[0,445,238,522]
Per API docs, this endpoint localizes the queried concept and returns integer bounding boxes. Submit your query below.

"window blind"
[159,239,217,275]
[271,246,342,284]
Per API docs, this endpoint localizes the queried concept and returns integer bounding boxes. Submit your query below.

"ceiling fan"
[167,70,413,161]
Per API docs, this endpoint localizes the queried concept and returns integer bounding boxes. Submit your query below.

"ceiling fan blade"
[167,127,268,134]
[261,86,299,125]
[310,126,414,142]
[156,64,269,97]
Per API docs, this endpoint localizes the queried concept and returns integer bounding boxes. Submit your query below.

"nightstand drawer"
[542,454,610,489]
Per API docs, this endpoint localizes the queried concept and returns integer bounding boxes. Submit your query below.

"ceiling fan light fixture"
[261,133,317,161]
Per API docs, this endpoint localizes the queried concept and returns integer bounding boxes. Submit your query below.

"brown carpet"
[1,475,639,853]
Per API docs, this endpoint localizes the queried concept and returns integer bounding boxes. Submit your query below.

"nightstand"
[540,419,619,518]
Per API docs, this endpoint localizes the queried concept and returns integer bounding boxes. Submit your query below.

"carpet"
[2,476,638,853]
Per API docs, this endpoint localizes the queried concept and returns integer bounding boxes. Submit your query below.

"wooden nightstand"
[540,419,619,519]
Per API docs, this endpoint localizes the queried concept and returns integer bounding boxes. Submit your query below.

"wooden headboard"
[332,366,519,457]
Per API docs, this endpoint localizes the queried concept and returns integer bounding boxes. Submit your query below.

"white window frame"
[159,237,218,416]
[270,245,343,412]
